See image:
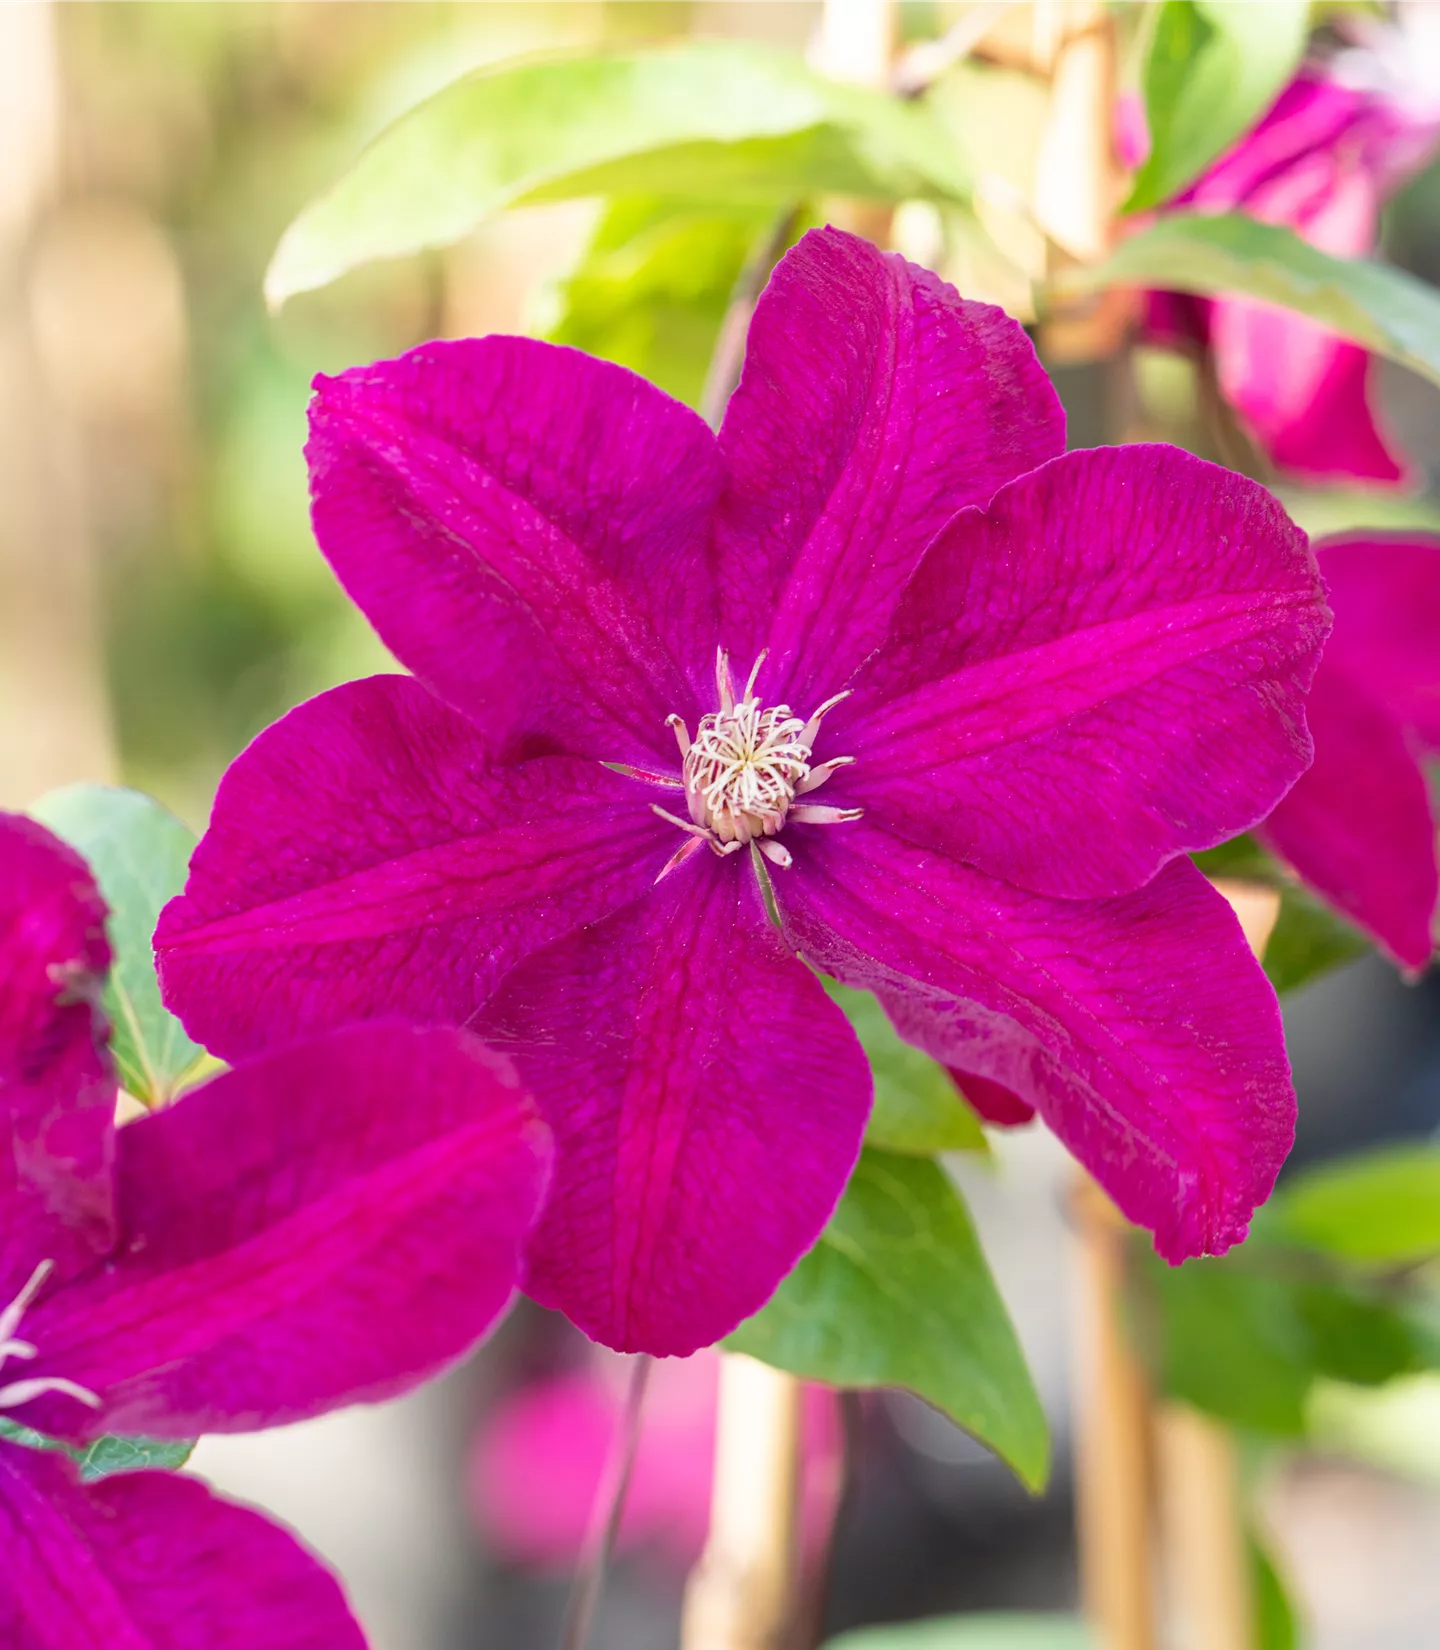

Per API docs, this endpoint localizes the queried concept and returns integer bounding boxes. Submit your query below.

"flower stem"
[558,1354,653,1650]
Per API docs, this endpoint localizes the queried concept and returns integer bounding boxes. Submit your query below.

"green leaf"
[0,1419,194,1480]
[725,1148,1048,1490]
[1134,1247,1424,1435]
[75,1434,196,1481]
[1261,884,1367,995]
[1055,212,1440,390]
[266,39,970,305]
[543,198,772,409]
[29,784,204,1106]
[1268,1144,1440,1266]
[1249,1532,1301,1650]
[824,1614,1093,1650]
[1136,1253,1316,1435]
[823,981,988,1156]
[1126,2,1309,212]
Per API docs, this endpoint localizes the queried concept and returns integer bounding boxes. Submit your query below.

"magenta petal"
[715,227,1063,708]
[837,445,1328,899]
[157,675,673,1061]
[1213,310,1406,483]
[476,856,872,1356]
[1260,664,1438,971]
[948,1071,1035,1128]
[0,814,115,1297]
[0,1443,365,1649]
[778,823,1294,1261]
[309,337,722,765]
[1316,532,1440,747]
[20,1022,549,1440]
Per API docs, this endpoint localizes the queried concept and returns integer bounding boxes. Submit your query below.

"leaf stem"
[558,1354,653,1650]
[699,205,803,431]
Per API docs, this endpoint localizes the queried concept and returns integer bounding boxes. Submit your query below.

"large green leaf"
[824,981,988,1156]
[825,1615,1093,1650]
[1126,1,1309,212]
[543,197,772,409]
[266,40,969,304]
[1249,1532,1301,1650]
[1267,1144,1440,1266]
[1056,212,1440,389]
[725,1148,1048,1490]
[0,1418,194,1481]
[1134,1247,1427,1435]
[30,784,204,1106]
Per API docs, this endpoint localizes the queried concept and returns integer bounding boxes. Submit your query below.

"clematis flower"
[0,811,550,1648]
[1257,531,1440,973]
[1147,53,1440,482]
[157,226,1328,1358]
[470,1347,840,1572]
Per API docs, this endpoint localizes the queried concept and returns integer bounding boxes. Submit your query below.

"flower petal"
[1315,532,1440,747]
[475,855,872,1357]
[309,337,722,765]
[1214,312,1406,484]
[1259,663,1437,971]
[834,445,1328,899]
[715,227,1063,708]
[777,822,1294,1262]
[0,814,115,1298]
[156,675,673,1062]
[20,1022,550,1441]
[0,1442,365,1650]
[948,1071,1035,1128]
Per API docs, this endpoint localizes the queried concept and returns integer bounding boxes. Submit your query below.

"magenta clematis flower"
[470,1347,840,1572]
[1148,58,1440,481]
[0,811,550,1647]
[156,227,1329,1357]
[1257,531,1440,973]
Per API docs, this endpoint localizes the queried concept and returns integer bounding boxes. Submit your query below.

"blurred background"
[2,3,1439,1648]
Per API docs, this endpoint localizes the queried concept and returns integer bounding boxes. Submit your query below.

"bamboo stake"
[1072,878,1278,1650]
[1033,0,1133,363]
[0,0,115,804]
[1152,878,1278,1650]
[680,1353,803,1650]
[1071,1174,1158,1650]
[1156,1404,1253,1650]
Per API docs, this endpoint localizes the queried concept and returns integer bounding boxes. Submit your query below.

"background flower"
[470,1348,840,1573]
[1258,531,1440,972]
[0,811,552,1646]
[1147,52,1440,481]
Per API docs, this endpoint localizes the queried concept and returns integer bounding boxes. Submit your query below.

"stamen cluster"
[654,649,861,874]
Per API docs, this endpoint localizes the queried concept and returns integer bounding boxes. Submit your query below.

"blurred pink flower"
[1258,531,1440,971]
[470,1349,841,1573]
[1150,55,1440,481]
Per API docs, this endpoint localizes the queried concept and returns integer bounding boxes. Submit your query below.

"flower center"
[0,1260,100,1416]
[653,649,862,875]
